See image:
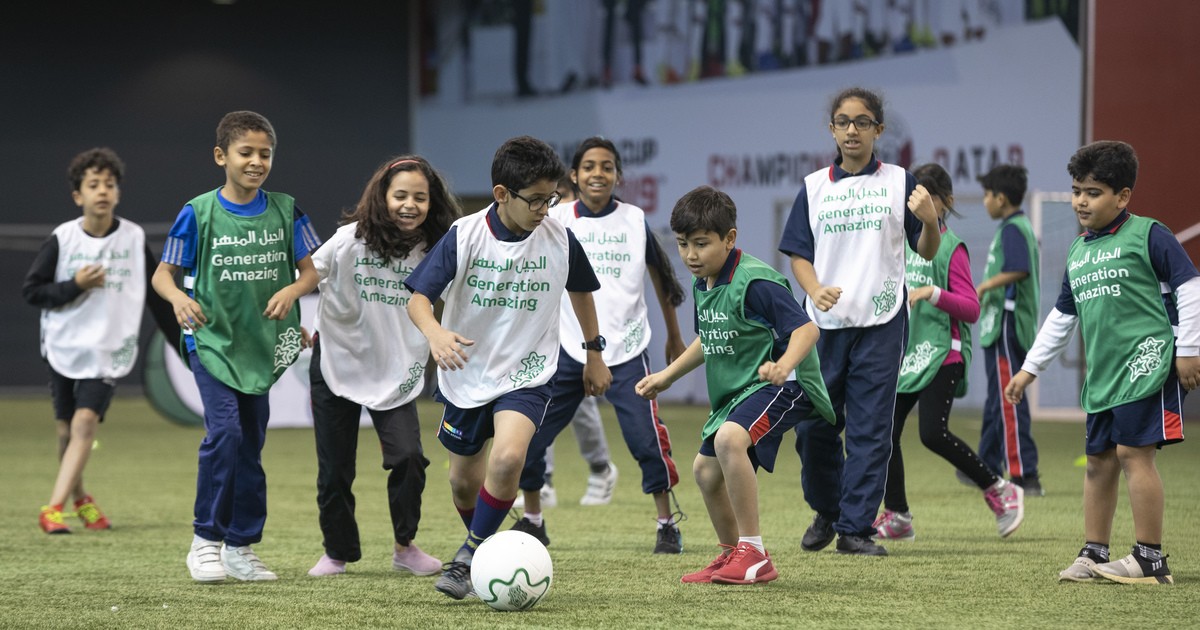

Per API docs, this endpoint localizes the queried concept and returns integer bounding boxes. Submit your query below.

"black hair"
[570,136,623,176]
[670,186,736,237]
[977,164,1028,207]
[830,87,885,124]
[67,147,124,192]
[216,110,277,152]
[491,136,565,191]
[911,162,959,217]
[1067,140,1138,192]
[342,155,462,264]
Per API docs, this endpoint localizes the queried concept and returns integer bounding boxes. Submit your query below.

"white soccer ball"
[470,530,553,611]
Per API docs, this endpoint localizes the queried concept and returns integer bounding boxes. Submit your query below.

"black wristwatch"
[582,335,607,352]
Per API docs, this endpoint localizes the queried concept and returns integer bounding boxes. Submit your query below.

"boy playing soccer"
[404,135,611,600]
[152,111,322,582]
[636,186,834,584]
[1006,141,1199,585]
[975,164,1043,495]
[23,147,177,534]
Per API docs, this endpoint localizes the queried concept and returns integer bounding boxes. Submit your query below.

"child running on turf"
[153,110,322,582]
[874,163,1024,542]
[1006,141,1199,585]
[306,155,460,577]
[404,135,611,600]
[637,185,835,584]
[511,137,689,553]
[23,147,178,534]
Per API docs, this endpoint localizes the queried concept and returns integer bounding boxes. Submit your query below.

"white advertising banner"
[416,18,1082,405]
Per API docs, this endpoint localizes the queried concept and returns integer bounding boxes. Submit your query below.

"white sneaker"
[513,483,557,510]
[221,544,278,581]
[187,536,226,582]
[580,462,618,506]
[1058,556,1097,583]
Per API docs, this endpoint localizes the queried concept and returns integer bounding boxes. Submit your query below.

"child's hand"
[583,359,612,397]
[810,285,842,312]
[635,372,672,400]
[429,328,474,371]
[264,289,298,320]
[1176,356,1200,391]
[173,297,208,331]
[908,285,934,307]
[757,361,791,386]
[74,264,106,290]
[907,184,939,225]
[1004,370,1035,404]
[300,326,312,349]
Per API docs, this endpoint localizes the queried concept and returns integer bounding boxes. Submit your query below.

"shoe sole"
[394,564,442,577]
[1094,570,1173,585]
[1057,574,1095,583]
[876,533,915,541]
[188,553,227,582]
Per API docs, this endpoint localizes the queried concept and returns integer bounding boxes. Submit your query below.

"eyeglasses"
[506,188,561,212]
[831,116,881,131]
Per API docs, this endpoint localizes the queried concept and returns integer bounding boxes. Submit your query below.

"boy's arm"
[264,255,318,320]
[407,291,473,371]
[758,321,819,386]
[789,255,841,312]
[1175,277,1200,390]
[636,337,704,400]
[1004,307,1079,404]
[22,235,95,309]
[152,261,208,330]
[976,270,1029,296]
[568,290,613,397]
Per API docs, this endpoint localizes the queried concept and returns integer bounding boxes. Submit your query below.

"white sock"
[987,479,1007,493]
[739,536,765,554]
[657,517,673,529]
[524,512,543,526]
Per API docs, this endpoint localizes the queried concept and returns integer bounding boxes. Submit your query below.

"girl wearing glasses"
[778,86,940,556]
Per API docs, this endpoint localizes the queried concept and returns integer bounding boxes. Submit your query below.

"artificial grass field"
[1,395,1197,629]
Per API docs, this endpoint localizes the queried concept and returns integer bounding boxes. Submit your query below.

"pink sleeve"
[933,244,980,323]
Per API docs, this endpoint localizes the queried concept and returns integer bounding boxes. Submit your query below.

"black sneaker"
[835,534,888,556]
[510,516,550,547]
[654,523,683,554]
[434,549,474,600]
[801,513,836,552]
[1011,475,1045,497]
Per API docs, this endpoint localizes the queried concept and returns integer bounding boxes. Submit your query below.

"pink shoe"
[393,543,441,576]
[873,509,915,540]
[308,554,346,577]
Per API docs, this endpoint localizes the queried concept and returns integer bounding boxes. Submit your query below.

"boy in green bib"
[1007,141,1199,585]
[153,111,322,582]
[637,186,834,585]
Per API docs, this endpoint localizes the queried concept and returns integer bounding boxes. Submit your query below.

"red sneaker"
[74,495,111,530]
[710,542,778,585]
[39,505,71,534]
[681,544,734,583]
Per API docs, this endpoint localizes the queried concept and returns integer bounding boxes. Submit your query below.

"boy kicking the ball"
[636,186,834,584]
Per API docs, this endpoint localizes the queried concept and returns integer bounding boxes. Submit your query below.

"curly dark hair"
[67,147,124,192]
[1067,141,1138,192]
[341,155,462,264]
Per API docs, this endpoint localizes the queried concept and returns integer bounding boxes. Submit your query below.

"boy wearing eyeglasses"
[405,135,611,601]
[973,165,1043,496]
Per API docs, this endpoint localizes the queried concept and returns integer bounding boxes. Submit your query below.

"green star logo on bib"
[900,340,935,376]
[400,361,425,393]
[1125,336,1165,383]
[623,319,644,353]
[110,335,138,371]
[509,351,547,387]
[872,278,898,316]
[274,327,303,373]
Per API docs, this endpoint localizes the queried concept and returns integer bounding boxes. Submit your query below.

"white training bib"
[312,222,430,409]
[41,217,146,379]
[437,208,570,408]
[553,200,650,365]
